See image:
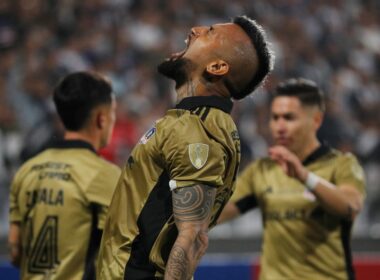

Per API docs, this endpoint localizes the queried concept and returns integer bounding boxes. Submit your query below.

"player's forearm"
[167,184,215,279]
[8,243,21,267]
[217,202,241,224]
[165,229,208,280]
[8,223,21,267]
[269,146,363,220]
[308,177,362,220]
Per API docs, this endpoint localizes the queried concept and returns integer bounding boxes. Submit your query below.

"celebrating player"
[97,15,273,280]
[219,78,366,280]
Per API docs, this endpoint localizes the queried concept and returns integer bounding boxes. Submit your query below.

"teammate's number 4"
[28,216,60,273]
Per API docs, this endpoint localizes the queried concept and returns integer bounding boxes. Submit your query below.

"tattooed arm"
[165,184,216,280]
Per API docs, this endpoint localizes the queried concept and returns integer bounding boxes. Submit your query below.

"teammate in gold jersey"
[8,72,121,279]
[219,78,366,280]
[97,16,274,280]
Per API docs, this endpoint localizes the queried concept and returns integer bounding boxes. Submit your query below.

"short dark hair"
[231,15,274,100]
[53,72,113,131]
[273,78,325,111]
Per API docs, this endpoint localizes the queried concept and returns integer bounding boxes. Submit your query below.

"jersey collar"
[302,143,331,166]
[175,96,233,114]
[48,140,97,154]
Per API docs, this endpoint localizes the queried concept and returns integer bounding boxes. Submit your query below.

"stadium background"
[0,0,379,279]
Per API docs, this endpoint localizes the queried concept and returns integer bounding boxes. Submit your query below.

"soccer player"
[97,16,274,279]
[8,72,121,279]
[219,78,366,280]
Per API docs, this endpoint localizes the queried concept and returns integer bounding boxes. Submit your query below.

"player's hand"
[269,146,308,182]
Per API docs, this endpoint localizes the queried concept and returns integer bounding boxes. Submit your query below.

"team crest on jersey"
[188,143,209,169]
[139,126,156,144]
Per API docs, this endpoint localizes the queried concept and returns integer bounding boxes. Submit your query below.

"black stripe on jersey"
[200,107,210,121]
[176,96,233,114]
[82,204,102,280]
[235,194,258,214]
[341,220,355,280]
[124,171,173,280]
[160,218,178,265]
[303,143,331,166]
[191,107,203,116]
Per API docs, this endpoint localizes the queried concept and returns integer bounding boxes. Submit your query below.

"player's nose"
[191,26,207,37]
[275,119,287,134]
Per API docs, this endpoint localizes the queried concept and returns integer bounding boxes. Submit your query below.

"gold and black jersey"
[97,96,241,280]
[231,145,366,280]
[9,140,121,280]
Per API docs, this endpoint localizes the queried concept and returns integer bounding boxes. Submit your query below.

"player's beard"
[157,58,194,89]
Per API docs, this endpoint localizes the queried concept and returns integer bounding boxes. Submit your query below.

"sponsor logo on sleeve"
[139,126,156,144]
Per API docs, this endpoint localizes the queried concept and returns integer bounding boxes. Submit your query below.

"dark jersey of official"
[231,145,366,280]
[9,140,121,280]
[97,96,241,279]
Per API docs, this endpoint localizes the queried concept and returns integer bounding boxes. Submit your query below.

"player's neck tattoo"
[177,80,198,102]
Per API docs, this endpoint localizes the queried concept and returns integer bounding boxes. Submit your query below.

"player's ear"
[313,111,323,130]
[96,110,106,129]
[206,60,229,77]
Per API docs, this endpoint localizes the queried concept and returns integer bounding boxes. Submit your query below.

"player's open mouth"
[169,49,187,61]
[167,35,191,61]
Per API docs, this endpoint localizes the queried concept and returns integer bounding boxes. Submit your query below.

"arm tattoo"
[166,245,188,280]
[172,184,215,223]
[166,185,215,279]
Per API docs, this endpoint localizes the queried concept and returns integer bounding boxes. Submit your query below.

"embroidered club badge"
[188,143,209,169]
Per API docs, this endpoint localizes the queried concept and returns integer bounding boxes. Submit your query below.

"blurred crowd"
[0,0,379,238]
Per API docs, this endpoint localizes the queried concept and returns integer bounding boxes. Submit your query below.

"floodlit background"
[0,0,379,267]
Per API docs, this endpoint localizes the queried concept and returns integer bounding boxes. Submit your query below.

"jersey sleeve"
[334,153,366,195]
[164,116,226,189]
[230,161,258,213]
[9,169,23,223]
[85,163,121,229]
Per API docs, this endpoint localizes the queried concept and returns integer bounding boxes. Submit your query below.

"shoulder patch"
[188,143,209,169]
[139,126,156,144]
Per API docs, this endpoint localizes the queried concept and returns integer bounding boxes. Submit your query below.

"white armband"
[169,180,177,191]
[305,172,321,191]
